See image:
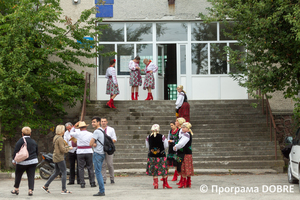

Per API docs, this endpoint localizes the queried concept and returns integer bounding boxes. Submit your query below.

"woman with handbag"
[41,125,73,194]
[11,127,38,196]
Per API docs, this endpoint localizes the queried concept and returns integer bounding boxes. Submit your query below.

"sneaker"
[91,183,97,187]
[80,184,85,188]
[111,180,115,184]
[61,190,72,194]
[93,192,105,196]
[41,186,50,193]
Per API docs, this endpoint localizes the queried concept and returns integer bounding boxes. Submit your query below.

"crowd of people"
[11,70,192,195]
[11,116,117,196]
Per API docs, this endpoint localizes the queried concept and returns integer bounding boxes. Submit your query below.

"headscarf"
[177,85,186,94]
[182,122,193,135]
[150,124,160,137]
[176,117,186,126]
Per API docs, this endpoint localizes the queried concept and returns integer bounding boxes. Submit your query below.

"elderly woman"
[129,56,142,100]
[173,122,194,188]
[145,124,171,189]
[42,125,73,194]
[11,127,38,196]
[142,59,158,100]
[175,85,190,122]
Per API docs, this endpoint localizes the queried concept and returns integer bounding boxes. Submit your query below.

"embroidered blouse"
[145,62,158,73]
[175,92,187,109]
[105,67,118,85]
[128,60,139,71]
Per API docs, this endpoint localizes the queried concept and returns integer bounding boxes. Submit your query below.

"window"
[137,44,153,74]
[117,44,134,75]
[220,22,235,41]
[210,43,227,74]
[156,23,187,41]
[192,23,217,41]
[99,23,124,42]
[98,44,115,75]
[127,23,152,42]
[192,43,208,74]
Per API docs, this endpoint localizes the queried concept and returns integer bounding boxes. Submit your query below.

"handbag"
[14,137,29,163]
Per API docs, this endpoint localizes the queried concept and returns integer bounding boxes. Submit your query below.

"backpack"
[96,128,116,155]
[14,137,29,163]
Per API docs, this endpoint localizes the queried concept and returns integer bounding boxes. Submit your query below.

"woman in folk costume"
[105,59,119,109]
[173,122,194,188]
[142,58,158,100]
[166,121,180,182]
[145,124,172,189]
[128,56,142,100]
[175,85,190,122]
[174,117,186,185]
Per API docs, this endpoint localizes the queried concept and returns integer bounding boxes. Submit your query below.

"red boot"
[145,93,151,100]
[163,177,172,189]
[186,177,191,188]
[131,92,134,100]
[171,170,178,181]
[149,93,153,100]
[178,177,187,188]
[176,176,183,185]
[135,92,139,100]
[106,99,113,108]
[153,178,158,189]
[111,99,117,109]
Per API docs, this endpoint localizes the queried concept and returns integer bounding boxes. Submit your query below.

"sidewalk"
[0,173,298,200]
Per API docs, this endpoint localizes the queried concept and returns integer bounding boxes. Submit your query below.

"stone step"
[114,150,280,158]
[112,160,284,170]
[113,155,281,162]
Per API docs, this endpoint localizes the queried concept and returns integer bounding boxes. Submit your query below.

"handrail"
[260,92,278,160]
[80,72,90,121]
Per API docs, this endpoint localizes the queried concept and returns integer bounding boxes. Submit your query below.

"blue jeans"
[93,152,105,193]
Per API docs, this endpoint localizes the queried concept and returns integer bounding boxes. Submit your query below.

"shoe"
[135,92,139,100]
[111,180,115,184]
[41,186,50,193]
[178,178,187,188]
[93,192,105,196]
[28,191,33,196]
[67,182,74,185]
[104,181,106,184]
[186,177,191,188]
[171,170,178,181]
[149,93,153,100]
[163,177,172,189]
[176,176,183,185]
[91,183,97,187]
[131,92,134,100]
[145,93,151,100]
[80,184,85,188]
[61,189,72,194]
[111,99,117,109]
[106,99,113,108]
[11,189,19,195]
[153,178,158,189]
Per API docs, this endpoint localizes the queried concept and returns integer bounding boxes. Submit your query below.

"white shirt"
[128,60,139,71]
[145,62,158,73]
[175,92,185,109]
[70,127,93,154]
[145,134,168,149]
[64,128,79,153]
[173,131,190,151]
[105,67,118,85]
[103,126,117,141]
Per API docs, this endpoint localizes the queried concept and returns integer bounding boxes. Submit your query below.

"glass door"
[177,44,187,88]
[156,45,165,100]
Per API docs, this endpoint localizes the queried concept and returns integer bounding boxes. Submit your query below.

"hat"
[78,121,89,128]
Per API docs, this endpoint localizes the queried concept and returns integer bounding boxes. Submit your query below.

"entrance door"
[156,45,164,100]
[177,44,188,91]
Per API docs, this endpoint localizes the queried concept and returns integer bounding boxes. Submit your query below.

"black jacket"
[13,136,38,162]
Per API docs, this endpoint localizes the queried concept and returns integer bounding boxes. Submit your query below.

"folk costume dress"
[175,92,190,122]
[167,128,179,167]
[129,60,142,87]
[174,131,194,177]
[145,134,168,176]
[105,66,119,95]
[143,61,158,90]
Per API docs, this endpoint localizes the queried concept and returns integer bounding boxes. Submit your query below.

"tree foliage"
[200,0,300,118]
[0,0,113,140]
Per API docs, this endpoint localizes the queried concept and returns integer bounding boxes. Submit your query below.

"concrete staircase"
[85,99,284,172]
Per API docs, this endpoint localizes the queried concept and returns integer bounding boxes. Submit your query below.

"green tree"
[200,0,300,118]
[0,0,113,143]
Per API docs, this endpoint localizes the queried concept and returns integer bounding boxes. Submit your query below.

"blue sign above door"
[95,0,114,18]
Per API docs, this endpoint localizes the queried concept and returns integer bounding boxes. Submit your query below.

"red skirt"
[178,102,190,122]
[180,154,194,176]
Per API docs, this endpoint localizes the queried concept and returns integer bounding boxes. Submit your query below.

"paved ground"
[0,173,299,200]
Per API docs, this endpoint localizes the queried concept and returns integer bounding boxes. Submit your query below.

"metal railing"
[80,72,91,121]
[260,92,278,160]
